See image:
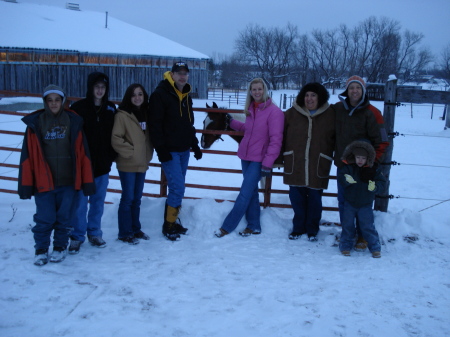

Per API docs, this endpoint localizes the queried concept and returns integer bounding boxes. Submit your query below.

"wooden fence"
[0,91,339,212]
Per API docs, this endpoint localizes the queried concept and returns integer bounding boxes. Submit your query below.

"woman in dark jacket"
[282,83,335,241]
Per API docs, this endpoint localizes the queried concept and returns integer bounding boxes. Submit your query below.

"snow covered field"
[0,94,449,337]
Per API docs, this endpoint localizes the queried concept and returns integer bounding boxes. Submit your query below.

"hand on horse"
[192,144,203,160]
[155,146,172,163]
[225,113,233,130]
[261,166,272,178]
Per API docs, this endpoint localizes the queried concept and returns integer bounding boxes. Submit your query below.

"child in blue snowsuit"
[337,140,386,258]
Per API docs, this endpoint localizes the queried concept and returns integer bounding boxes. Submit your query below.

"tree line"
[208,16,450,90]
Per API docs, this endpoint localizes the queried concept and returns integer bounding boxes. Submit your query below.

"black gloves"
[192,144,202,160]
[155,146,172,163]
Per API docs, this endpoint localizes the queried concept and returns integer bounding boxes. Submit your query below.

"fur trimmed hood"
[341,140,376,167]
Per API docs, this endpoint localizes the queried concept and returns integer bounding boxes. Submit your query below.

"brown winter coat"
[282,102,336,189]
[112,109,153,173]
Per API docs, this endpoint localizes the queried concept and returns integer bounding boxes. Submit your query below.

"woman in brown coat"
[282,83,335,241]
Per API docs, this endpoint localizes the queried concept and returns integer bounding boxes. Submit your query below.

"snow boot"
[49,247,67,263]
[215,228,229,238]
[162,204,181,241]
[355,236,368,251]
[134,230,150,240]
[34,248,49,266]
[289,232,303,240]
[118,236,139,245]
[239,228,261,237]
[88,235,107,248]
[371,251,381,258]
[164,203,188,235]
[68,239,82,255]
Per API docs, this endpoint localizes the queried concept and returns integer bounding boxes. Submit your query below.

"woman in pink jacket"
[215,78,284,237]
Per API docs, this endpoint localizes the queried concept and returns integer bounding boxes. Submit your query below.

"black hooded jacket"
[70,72,117,177]
[148,72,199,155]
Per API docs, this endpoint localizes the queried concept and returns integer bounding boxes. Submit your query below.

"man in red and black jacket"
[18,84,95,266]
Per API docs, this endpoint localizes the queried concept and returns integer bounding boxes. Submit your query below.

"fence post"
[263,174,273,208]
[375,77,397,212]
[445,105,450,130]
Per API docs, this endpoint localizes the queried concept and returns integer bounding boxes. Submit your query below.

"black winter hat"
[296,82,330,109]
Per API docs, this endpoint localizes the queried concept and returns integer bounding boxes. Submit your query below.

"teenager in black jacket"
[69,72,117,254]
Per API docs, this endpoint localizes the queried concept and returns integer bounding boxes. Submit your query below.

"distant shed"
[0,1,209,100]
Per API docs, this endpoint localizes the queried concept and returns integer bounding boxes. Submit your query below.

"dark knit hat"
[296,82,329,108]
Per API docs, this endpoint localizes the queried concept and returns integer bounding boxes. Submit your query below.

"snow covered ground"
[0,93,449,337]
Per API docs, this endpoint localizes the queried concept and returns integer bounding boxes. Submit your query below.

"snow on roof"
[0,1,209,59]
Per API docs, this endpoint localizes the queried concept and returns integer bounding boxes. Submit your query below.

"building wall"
[0,48,209,100]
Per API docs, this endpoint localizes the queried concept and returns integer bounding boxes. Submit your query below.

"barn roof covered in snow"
[0,1,209,59]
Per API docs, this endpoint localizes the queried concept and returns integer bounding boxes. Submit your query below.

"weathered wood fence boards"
[0,47,209,100]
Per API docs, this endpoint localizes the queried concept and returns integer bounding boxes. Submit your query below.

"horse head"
[201,102,227,149]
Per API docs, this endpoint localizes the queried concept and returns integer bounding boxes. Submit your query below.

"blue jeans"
[339,201,381,252]
[221,160,261,233]
[161,150,190,207]
[289,186,322,237]
[71,173,109,242]
[118,171,146,238]
[32,185,77,250]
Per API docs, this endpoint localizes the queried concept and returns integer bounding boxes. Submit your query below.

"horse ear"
[213,102,218,109]
[206,103,211,108]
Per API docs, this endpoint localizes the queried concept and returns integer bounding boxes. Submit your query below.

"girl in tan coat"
[112,83,153,244]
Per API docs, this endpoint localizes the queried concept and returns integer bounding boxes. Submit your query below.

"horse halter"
[201,114,226,149]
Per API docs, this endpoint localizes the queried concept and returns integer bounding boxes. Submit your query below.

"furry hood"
[341,140,376,167]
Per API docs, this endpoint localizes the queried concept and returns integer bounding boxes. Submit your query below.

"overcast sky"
[21,0,450,59]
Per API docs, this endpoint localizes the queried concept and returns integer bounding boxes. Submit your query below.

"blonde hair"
[244,78,270,115]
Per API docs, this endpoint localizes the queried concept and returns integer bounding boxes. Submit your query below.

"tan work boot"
[355,236,368,252]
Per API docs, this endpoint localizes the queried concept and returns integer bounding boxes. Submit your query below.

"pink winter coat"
[230,98,284,168]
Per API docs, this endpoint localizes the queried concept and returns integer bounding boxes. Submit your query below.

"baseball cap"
[171,61,189,73]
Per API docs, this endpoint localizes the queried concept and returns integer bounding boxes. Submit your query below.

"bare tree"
[439,43,450,81]
[397,30,432,81]
[235,23,298,89]
[219,55,253,89]
[290,34,312,87]
[224,16,435,90]
[353,17,401,82]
